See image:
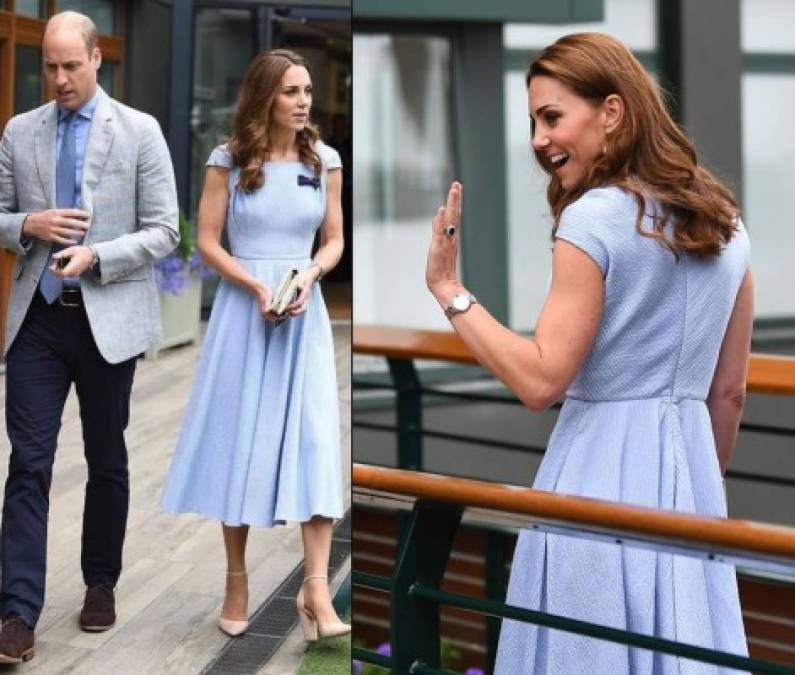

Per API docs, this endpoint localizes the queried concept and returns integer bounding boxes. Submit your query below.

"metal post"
[168,0,194,215]
[388,357,423,470]
[391,500,464,675]
[452,23,509,324]
[657,0,742,196]
[484,530,507,671]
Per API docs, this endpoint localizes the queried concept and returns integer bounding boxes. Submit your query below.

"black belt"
[58,287,83,308]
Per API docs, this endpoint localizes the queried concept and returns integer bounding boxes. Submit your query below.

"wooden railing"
[353,464,795,675]
[353,325,795,396]
[354,464,795,568]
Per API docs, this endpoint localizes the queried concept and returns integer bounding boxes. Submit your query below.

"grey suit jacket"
[0,87,179,364]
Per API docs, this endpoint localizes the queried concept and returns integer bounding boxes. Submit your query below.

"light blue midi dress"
[495,187,750,674]
[161,142,344,527]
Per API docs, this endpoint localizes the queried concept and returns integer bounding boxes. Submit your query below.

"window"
[353,33,455,329]
[14,1,46,19]
[57,0,115,35]
[13,45,43,116]
[98,60,116,97]
[190,8,255,216]
[741,0,795,320]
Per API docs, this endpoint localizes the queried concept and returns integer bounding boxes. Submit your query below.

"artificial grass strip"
[296,613,352,675]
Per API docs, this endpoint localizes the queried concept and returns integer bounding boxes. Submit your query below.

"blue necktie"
[40,112,78,303]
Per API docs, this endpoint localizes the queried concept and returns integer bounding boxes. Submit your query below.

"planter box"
[146,272,202,360]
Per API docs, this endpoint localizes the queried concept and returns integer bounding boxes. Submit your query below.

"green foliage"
[176,210,195,261]
[297,613,351,675]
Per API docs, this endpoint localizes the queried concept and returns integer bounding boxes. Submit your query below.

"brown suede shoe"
[79,584,116,632]
[0,617,35,663]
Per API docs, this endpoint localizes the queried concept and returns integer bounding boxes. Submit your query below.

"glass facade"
[740,0,795,318]
[98,59,116,97]
[190,8,255,217]
[353,33,454,329]
[58,0,116,35]
[13,45,43,116]
[14,0,45,19]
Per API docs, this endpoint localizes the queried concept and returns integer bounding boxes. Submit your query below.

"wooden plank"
[747,354,795,396]
[18,642,92,675]
[353,325,795,395]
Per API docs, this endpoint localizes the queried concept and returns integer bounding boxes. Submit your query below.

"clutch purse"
[269,268,304,316]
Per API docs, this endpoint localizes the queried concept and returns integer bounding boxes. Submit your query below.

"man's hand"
[23,209,90,244]
[51,246,93,277]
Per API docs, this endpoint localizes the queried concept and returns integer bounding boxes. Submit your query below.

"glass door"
[271,9,352,282]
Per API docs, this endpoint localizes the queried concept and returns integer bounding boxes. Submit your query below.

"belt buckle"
[58,288,81,308]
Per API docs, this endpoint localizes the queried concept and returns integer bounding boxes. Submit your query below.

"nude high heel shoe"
[218,570,249,637]
[295,574,351,642]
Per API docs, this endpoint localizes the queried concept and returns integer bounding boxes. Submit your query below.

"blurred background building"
[353,0,793,340]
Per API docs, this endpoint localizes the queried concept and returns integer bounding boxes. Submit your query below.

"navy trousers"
[1,292,136,628]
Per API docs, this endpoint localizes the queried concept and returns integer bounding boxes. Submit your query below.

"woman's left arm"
[426,182,604,410]
[287,168,344,315]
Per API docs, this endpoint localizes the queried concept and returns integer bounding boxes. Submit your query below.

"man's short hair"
[45,11,99,55]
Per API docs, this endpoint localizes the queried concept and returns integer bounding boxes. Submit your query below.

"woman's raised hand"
[426,181,463,299]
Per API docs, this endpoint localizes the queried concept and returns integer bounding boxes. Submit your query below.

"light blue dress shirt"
[51,90,98,289]
[56,90,98,210]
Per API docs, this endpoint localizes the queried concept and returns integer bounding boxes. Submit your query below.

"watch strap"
[444,293,478,319]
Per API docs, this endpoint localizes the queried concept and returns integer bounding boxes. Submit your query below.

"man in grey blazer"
[0,11,178,662]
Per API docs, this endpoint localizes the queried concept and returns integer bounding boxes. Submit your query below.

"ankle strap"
[227,570,248,576]
[302,574,327,584]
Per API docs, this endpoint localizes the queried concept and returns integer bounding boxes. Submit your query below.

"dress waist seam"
[233,254,311,261]
[566,393,705,404]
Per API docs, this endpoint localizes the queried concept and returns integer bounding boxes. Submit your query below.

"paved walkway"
[0,321,351,674]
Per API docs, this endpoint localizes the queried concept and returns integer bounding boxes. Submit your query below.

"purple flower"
[376,642,391,657]
[465,669,484,675]
[352,659,363,675]
[154,251,213,295]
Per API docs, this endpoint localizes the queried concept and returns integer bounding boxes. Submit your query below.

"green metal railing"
[352,476,795,674]
[352,350,795,674]
[354,357,795,482]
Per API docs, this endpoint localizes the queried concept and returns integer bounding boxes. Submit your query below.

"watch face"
[452,294,470,311]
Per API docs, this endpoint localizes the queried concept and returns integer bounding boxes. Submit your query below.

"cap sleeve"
[555,195,612,276]
[317,141,342,171]
[206,144,232,169]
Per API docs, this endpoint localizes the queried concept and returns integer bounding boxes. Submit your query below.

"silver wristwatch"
[444,292,478,319]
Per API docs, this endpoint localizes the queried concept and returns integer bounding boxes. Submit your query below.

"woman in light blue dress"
[426,34,752,673]
[161,50,349,641]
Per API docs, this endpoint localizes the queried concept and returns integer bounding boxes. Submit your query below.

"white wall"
[740,0,795,317]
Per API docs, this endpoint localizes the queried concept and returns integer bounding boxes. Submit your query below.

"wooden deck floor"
[0,321,351,675]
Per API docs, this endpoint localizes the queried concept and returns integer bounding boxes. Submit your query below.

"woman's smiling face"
[528,75,611,190]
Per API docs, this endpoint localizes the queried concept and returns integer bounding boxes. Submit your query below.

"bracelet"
[310,262,324,281]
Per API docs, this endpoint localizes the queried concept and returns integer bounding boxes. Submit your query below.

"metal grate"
[202,510,351,675]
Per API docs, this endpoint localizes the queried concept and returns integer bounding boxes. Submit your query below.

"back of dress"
[532,185,749,511]
[557,186,749,403]
[495,185,750,674]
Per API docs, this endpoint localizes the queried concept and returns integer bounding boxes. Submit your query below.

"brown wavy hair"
[528,32,738,258]
[229,49,321,193]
